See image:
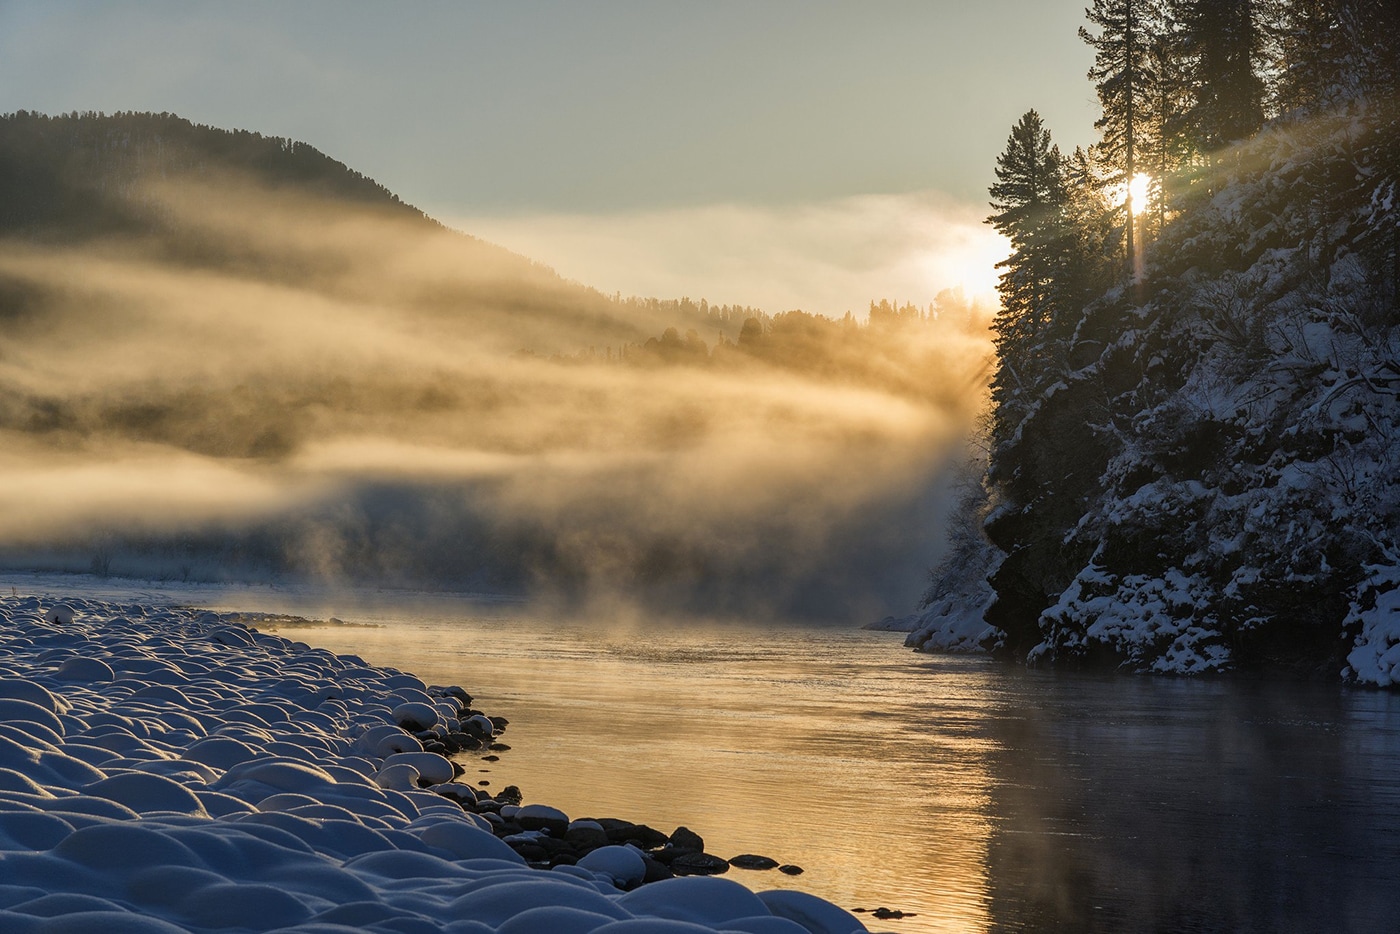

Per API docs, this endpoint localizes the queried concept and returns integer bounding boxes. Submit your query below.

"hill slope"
[0,110,986,621]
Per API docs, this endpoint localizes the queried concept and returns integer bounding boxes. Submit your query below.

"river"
[227,591,1400,934]
[14,576,1400,932]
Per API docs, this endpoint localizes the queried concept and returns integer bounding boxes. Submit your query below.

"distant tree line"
[543,293,992,406]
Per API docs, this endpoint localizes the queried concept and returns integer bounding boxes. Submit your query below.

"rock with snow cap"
[516,803,570,836]
[0,590,860,934]
[42,604,77,624]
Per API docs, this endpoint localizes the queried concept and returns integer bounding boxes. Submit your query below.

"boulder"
[516,804,569,836]
[669,826,704,853]
[670,852,730,876]
[729,854,780,871]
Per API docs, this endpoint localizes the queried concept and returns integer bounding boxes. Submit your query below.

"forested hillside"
[908,0,1400,684]
[0,110,718,351]
[0,111,988,620]
[0,110,422,233]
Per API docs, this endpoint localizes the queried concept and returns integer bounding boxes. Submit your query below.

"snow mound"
[1346,564,1400,686]
[0,592,864,933]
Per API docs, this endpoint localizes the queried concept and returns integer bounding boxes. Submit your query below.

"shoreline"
[0,588,871,934]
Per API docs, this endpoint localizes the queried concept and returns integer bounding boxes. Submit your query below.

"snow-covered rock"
[0,592,864,933]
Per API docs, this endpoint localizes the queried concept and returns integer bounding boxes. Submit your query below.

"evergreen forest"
[909,0,1400,685]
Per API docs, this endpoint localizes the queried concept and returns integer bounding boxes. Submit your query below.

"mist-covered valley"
[0,111,992,622]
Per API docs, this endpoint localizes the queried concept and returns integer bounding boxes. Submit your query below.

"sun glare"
[1127,173,1151,214]
[1110,173,1154,214]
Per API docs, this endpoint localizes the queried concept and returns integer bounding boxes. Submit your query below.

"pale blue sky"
[0,0,1100,312]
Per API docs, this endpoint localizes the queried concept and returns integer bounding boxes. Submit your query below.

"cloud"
[453,190,1008,318]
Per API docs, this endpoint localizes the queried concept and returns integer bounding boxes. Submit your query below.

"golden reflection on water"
[267,609,997,934]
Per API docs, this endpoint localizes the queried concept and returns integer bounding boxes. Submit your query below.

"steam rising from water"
[0,173,993,621]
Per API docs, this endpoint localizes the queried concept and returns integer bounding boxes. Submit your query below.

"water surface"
[22,577,1398,934]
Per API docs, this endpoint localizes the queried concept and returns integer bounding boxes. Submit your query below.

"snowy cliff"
[923,7,1400,683]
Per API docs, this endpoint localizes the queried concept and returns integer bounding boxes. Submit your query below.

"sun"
[1110,173,1153,214]
[1126,173,1152,213]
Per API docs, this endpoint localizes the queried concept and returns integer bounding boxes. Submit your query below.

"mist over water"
[0,171,992,621]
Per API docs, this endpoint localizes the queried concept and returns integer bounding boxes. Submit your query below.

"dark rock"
[728,854,780,870]
[669,826,704,853]
[488,715,509,730]
[474,799,502,814]
[670,852,730,876]
[549,853,578,867]
[435,784,477,805]
[448,733,482,751]
[481,755,500,762]
[872,908,916,920]
[601,820,670,849]
[537,836,576,857]
[477,780,490,787]
[565,824,611,851]
[510,842,548,862]
[494,821,523,837]
[488,742,511,751]
[438,685,472,705]
[778,864,804,876]
[496,785,523,806]
[516,805,569,836]
[641,855,674,884]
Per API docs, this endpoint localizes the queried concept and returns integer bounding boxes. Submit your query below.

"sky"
[0,0,1100,315]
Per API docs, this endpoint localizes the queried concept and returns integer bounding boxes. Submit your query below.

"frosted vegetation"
[0,593,866,934]
[910,0,1400,683]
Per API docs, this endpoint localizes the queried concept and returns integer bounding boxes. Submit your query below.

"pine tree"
[1082,0,1154,270]
[986,111,1071,443]
[1142,8,1194,234]
[1177,0,1266,156]
[1061,146,1122,310]
[1271,0,1344,115]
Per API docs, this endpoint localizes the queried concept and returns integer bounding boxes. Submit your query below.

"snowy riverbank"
[0,591,869,934]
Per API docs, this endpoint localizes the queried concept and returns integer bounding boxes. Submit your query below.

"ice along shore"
[0,592,869,934]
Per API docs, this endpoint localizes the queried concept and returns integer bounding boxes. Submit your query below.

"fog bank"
[0,172,993,622]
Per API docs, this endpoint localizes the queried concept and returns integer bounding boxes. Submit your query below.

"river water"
[206,591,1399,934]
[15,576,1400,933]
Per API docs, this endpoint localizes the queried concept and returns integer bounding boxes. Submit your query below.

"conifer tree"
[986,110,1071,443]
[1061,146,1122,309]
[1142,10,1193,234]
[1082,0,1153,269]
[1271,0,1343,115]
[1176,0,1266,155]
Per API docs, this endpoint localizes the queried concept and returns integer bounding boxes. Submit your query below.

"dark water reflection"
[84,582,1399,934]
[981,672,1400,933]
